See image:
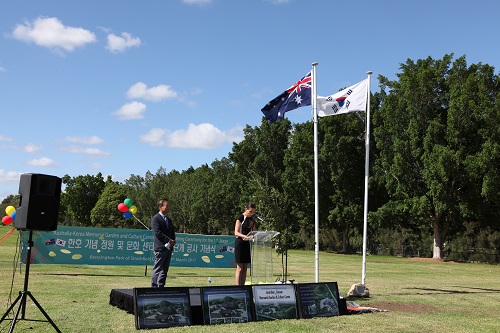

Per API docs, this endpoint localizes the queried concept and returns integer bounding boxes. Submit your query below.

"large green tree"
[172,164,215,234]
[208,157,241,235]
[123,173,149,225]
[229,119,292,215]
[61,173,109,226]
[319,114,366,252]
[373,54,500,258]
[282,121,316,248]
[90,181,130,228]
[229,118,293,254]
[1,195,19,228]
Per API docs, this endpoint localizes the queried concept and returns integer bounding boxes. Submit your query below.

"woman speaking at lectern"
[234,202,257,285]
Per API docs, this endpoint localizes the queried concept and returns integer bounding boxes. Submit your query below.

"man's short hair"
[158,198,169,209]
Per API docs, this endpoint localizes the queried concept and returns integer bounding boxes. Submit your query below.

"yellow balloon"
[5,206,15,216]
[129,205,137,214]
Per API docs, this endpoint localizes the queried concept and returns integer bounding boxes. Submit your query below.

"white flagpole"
[361,71,372,286]
[312,62,319,283]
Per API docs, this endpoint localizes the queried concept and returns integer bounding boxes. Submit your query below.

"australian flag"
[261,71,312,123]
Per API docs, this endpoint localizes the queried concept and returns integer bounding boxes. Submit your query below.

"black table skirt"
[109,289,134,314]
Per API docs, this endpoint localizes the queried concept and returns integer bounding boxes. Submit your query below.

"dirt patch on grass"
[363,302,436,313]
[408,257,443,262]
[407,257,458,263]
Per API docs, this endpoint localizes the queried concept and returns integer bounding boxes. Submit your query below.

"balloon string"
[132,214,150,230]
[0,227,16,246]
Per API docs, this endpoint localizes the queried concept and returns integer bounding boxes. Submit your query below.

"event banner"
[21,226,236,268]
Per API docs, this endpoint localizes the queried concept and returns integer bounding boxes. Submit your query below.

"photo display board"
[201,285,254,325]
[296,282,340,319]
[133,287,192,330]
[252,284,298,321]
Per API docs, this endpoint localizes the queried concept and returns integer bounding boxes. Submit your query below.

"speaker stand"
[0,231,62,333]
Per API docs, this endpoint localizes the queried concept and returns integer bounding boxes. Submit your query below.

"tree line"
[2,54,499,263]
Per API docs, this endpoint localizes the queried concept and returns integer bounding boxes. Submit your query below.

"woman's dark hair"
[245,202,256,210]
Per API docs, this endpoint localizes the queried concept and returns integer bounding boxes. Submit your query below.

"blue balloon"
[123,212,132,219]
[10,211,16,220]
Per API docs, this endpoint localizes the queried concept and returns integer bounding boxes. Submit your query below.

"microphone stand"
[279,233,289,283]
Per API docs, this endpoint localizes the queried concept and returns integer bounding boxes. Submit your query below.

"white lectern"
[246,230,280,284]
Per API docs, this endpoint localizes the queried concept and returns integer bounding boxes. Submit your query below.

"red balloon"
[2,215,13,225]
[117,203,129,213]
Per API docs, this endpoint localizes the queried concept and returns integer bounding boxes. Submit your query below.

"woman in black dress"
[234,202,257,285]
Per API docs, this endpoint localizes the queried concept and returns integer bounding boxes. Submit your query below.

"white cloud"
[127,82,178,102]
[225,126,244,144]
[268,0,292,4]
[139,128,166,147]
[106,32,141,53]
[0,135,13,142]
[0,139,43,154]
[0,67,5,72]
[167,124,225,149]
[61,146,110,156]
[23,143,41,153]
[63,135,103,145]
[140,123,243,149]
[113,101,147,120]
[176,88,201,108]
[12,17,96,52]
[182,0,213,5]
[0,170,23,184]
[27,157,56,167]
[88,162,101,169]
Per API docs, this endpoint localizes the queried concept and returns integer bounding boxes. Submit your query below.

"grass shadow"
[407,286,500,294]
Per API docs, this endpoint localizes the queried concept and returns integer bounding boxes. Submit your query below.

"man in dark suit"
[151,198,176,288]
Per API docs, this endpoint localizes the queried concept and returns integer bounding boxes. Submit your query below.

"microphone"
[253,214,264,222]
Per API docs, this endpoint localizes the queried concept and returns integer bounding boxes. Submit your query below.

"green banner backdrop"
[21,226,236,268]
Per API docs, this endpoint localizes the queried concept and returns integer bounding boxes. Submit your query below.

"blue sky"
[1,0,499,201]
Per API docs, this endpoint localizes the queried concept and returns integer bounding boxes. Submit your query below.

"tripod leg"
[7,292,28,333]
[3,231,62,332]
[0,293,23,322]
[26,292,62,333]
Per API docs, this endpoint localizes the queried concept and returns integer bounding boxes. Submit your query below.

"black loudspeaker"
[15,173,62,231]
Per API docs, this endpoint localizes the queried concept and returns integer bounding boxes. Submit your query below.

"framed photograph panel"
[252,284,298,321]
[296,282,340,319]
[201,285,253,325]
[133,287,192,329]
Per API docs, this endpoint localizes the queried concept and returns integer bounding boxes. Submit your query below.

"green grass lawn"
[1,227,499,332]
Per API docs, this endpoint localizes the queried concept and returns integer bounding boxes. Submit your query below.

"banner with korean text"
[21,226,236,268]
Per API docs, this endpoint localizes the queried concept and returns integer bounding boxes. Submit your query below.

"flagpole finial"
[312,62,318,67]
[366,71,372,75]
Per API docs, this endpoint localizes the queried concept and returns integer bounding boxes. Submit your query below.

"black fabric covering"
[109,289,134,314]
